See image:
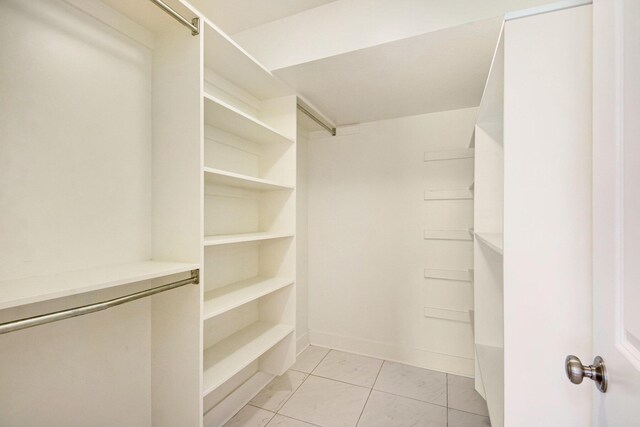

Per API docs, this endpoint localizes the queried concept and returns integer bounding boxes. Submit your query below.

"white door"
[592,0,640,424]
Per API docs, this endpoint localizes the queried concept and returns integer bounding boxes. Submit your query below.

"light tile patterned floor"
[224,346,491,427]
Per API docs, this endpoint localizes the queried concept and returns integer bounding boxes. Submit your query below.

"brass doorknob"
[565,355,608,393]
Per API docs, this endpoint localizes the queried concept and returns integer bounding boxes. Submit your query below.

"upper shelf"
[424,148,475,162]
[0,261,199,311]
[475,232,504,255]
[204,167,294,192]
[204,93,293,145]
[203,21,292,101]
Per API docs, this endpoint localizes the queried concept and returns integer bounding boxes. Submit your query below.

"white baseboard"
[309,330,474,377]
[296,330,311,354]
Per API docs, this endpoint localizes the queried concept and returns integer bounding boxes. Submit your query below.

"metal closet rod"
[148,0,200,36]
[0,270,200,335]
[297,103,336,136]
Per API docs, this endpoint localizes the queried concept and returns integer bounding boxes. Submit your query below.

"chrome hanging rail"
[0,270,199,335]
[297,103,336,136]
[148,0,200,35]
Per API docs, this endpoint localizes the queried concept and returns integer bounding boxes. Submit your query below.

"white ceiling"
[274,18,502,125]
[188,0,339,34]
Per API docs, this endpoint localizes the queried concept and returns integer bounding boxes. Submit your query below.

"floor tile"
[447,375,489,416]
[357,390,447,427]
[224,405,275,427]
[250,370,308,412]
[290,346,331,373]
[448,409,491,427]
[279,375,370,427]
[267,414,318,426]
[373,361,447,406]
[312,350,383,387]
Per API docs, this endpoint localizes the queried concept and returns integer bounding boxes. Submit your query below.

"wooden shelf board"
[204,232,294,246]
[424,148,474,162]
[476,344,504,427]
[202,321,294,396]
[204,167,294,192]
[203,21,292,101]
[204,93,293,145]
[203,276,294,320]
[475,232,504,254]
[424,229,473,241]
[424,268,473,282]
[424,189,474,200]
[0,261,199,310]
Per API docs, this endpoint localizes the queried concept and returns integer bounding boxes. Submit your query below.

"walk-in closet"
[0,0,615,426]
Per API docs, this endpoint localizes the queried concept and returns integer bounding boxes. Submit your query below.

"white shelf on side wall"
[424,229,473,241]
[424,268,473,282]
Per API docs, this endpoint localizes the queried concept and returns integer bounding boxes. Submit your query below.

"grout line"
[267,412,322,427]
[307,373,373,390]
[367,388,448,410]
[355,360,384,426]
[309,347,332,374]
[274,372,310,413]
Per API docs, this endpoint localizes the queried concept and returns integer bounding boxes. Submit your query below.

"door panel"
[593,0,640,424]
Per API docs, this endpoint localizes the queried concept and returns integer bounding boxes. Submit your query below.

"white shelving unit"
[472,5,592,425]
[200,19,297,426]
[473,21,505,426]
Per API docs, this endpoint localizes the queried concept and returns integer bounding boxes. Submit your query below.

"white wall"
[307,107,477,375]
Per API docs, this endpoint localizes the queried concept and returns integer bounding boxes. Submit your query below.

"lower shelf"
[0,261,199,310]
[203,277,294,320]
[202,321,294,396]
[476,344,504,427]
